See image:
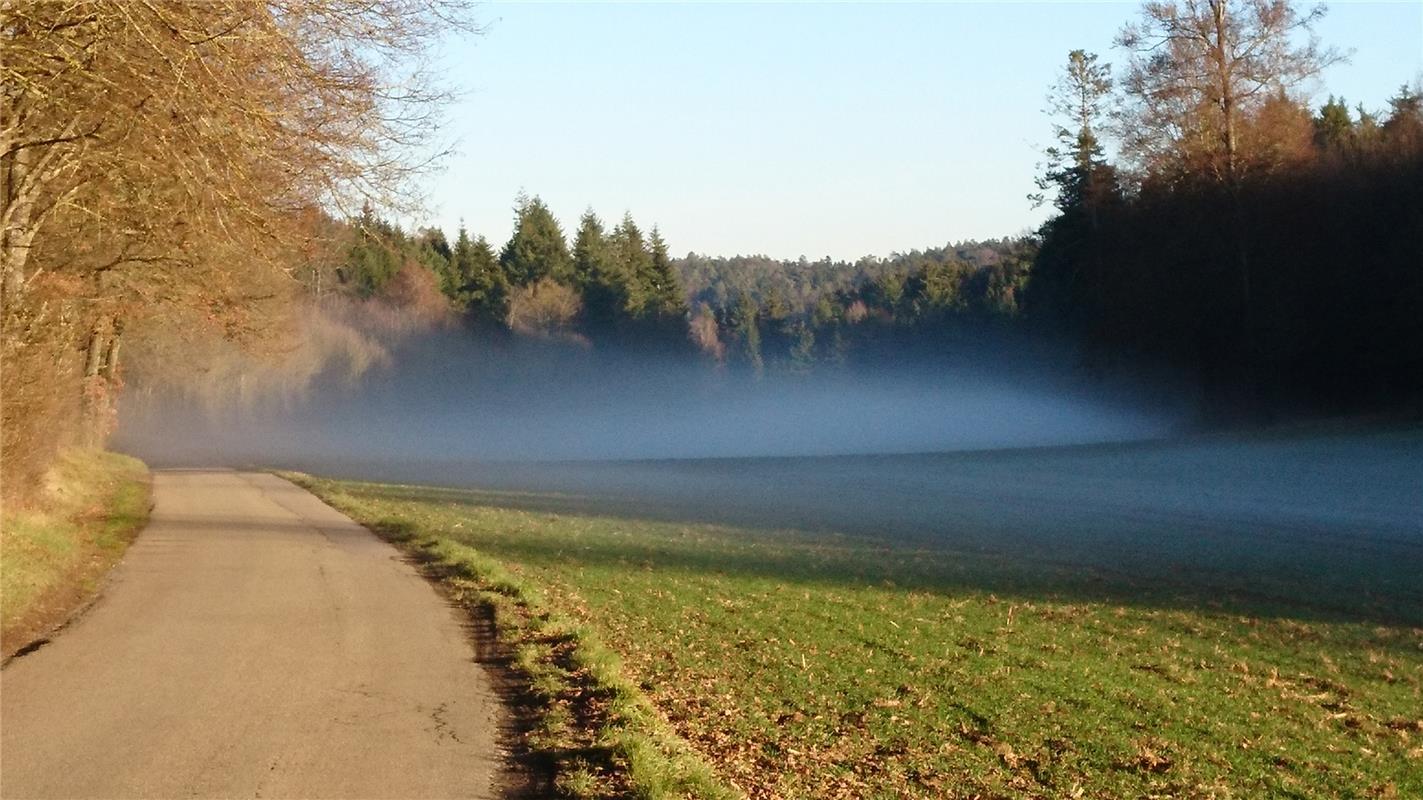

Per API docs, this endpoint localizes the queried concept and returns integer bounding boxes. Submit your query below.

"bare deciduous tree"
[1,0,474,502]
[1114,0,1344,388]
[1116,0,1343,183]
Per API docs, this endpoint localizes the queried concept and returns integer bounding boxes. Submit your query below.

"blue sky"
[414,1,1423,261]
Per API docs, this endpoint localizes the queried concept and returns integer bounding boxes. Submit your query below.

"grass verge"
[1,449,150,659]
[284,472,739,800]
[292,473,1423,799]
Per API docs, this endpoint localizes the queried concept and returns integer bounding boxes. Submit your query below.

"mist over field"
[115,328,1423,626]
[116,328,1183,466]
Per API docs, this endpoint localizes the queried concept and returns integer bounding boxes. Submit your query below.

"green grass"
[294,486,737,800]
[1,449,150,648]
[293,475,1423,800]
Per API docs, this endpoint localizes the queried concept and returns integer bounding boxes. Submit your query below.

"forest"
[318,54,1421,410]
[3,0,1421,504]
[319,198,1038,372]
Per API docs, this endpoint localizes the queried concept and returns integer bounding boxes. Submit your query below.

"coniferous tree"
[1028,50,1120,326]
[788,321,816,373]
[414,227,453,296]
[610,213,653,316]
[759,286,793,362]
[1314,96,1354,152]
[571,210,609,291]
[1035,49,1115,214]
[499,194,571,286]
[572,210,625,332]
[1381,85,1423,154]
[343,204,401,297]
[452,228,507,324]
[645,226,686,319]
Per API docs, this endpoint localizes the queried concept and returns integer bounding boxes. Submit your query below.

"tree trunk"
[84,319,109,379]
[1212,0,1238,184]
[102,320,123,380]
[1209,1,1258,409]
[1,145,37,317]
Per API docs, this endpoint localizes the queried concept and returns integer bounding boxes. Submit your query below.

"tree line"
[1028,1,1423,417]
[316,198,1038,372]
[322,1,1423,415]
[7,0,1419,505]
[318,194,688,347]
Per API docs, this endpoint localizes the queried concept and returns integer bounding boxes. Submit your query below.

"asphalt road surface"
[1,471,501,799]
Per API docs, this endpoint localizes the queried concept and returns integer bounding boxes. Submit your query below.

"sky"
[412,1,1423,262]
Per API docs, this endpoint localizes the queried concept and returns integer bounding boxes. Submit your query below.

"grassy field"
[295,474,1423,799]
[1,449,150,657]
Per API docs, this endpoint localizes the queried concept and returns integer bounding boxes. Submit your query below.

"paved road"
[1,471,501,799]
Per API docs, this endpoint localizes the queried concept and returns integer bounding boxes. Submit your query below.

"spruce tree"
[344,205,400,297]
[451,225,506,323]
[571,210,610,291]
[609,213,653,316]
[1314,96,1353,151]
[645,226,687,319]
[572,210,625,332]
[416,227,453,296]
[499,194,571,286]
[465,235,507,324]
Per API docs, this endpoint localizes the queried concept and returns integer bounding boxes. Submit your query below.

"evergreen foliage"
[453,229,508,324]
[499,194,572,286]
[312,33,1422,416]
[1029,28,1423,416]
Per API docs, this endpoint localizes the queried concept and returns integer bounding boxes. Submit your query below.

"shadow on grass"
[336,480,1423,631]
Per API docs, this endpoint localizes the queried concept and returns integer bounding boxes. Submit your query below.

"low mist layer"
[116,328,1181,466]
[116,326,1422,624]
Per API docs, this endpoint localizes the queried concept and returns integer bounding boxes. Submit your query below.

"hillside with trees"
[323,198,1039,372]
[7,0,1420,508]
[299,2,1421,414]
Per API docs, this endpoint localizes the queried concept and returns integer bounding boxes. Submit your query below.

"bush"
[506,277,583,342]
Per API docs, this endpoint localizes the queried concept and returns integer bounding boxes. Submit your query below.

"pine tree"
[645,226,686,319]
[450,226,506,323]
[609,213,653,316]
[1314,96,1353,151]
[499,194,571,286]
[572,210,625,332]
[571,210,609,291]
[343,204,400,297]
[1035,49,1115,216]
[467,235,506,323]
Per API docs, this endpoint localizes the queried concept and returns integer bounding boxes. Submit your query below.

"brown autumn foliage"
[372,263,458,332]
[1,1,471,505]
[1116,0,1342,185]
[506,278,585,343]
[688,303,726,363]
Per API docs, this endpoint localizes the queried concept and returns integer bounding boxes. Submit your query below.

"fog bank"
[116,330,1185,466]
